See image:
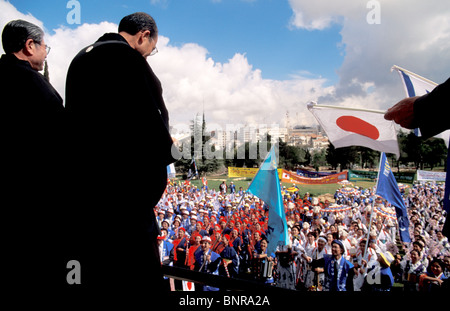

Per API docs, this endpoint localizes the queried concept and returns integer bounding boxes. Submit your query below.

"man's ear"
[23,38,35,56]
[138,30,151,44]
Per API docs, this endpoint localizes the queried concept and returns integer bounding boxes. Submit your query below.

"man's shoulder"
[71,34,141,66]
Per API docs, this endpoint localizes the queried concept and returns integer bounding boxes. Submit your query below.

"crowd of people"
[155,178,449,292]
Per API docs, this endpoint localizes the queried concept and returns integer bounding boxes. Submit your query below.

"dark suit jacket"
[0,53,65,289]
[65,33,177,289]
[414,77,450,139]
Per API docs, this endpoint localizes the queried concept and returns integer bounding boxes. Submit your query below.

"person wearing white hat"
[164,208,174,225]
[156,209,166,228]
[187,214,197,235]
[194,236,221,291]
[180,209,190,228]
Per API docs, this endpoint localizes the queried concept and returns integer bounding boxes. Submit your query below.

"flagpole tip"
[307,101,317,109]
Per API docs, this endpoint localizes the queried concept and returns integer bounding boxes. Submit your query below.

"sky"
[1,0,450,131]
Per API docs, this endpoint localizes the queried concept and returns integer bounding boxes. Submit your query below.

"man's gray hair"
[2,19,44,54]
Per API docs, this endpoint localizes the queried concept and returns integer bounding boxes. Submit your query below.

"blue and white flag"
[392,65,450,146]
[247,145,289,255]
[167,163,176,179]
[376,152,411,242]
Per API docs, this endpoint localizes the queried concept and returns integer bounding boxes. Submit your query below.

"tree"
[43,60,50,82]
[311,149,327,171]
[325,141,378,171]
[174,113,222,177]
[422,138,447,170]
[278,139,309,170]
[400,131,447,170]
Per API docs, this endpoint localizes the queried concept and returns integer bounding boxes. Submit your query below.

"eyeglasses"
[150,46,158,56]
[34,41,51,54]
[150,38,158,56]
[149,36,158,56]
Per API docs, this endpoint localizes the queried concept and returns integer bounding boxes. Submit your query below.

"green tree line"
[174,117,447,176]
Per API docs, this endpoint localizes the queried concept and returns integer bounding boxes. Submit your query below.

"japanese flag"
[307,102,400,158]
[182,281,195,291]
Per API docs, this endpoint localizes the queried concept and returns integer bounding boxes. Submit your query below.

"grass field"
[178,174,378,198]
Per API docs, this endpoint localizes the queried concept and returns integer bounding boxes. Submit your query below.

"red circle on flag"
[336,116,380,140]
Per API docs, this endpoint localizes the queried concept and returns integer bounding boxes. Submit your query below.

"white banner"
[416,170,446,182]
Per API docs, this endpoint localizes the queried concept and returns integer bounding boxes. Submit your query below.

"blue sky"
[2,0,450,127]
[11,0,344,82]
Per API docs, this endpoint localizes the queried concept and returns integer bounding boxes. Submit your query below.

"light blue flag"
[376,153,411,242]
[247,146,289,255]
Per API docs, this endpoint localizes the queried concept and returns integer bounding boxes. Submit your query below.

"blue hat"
[332,239,345,254]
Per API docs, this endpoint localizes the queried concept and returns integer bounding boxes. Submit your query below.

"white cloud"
[151,37,331,126]
[0,1,43,53]
[288,0,450,113]
[0,0,332,129]
[45,22,117,98]
[3,0,450,133]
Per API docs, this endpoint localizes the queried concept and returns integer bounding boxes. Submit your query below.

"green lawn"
[177,174,378,198]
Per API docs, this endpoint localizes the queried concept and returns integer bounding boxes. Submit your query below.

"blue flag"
[247,146,289,255]
[376,153,411,242]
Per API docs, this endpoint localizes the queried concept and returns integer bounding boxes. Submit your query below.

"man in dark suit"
[385,78,450,238]
[65,12,177,290]
[0,20,65,289]
[385,78,450,138]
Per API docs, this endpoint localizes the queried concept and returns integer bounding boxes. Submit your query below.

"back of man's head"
[118,12,158,38]
[2,19,44,54]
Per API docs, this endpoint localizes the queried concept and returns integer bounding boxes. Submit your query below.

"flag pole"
[210,144,278,251]
[391,65,438,86]
[362,152,384,260]
[307,102,386,114]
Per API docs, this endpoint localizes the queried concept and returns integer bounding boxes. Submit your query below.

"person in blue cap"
[320,239,354,291]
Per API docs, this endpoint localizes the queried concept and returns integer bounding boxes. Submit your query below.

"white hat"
[202,236,212,243]
[379,251,395,267]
